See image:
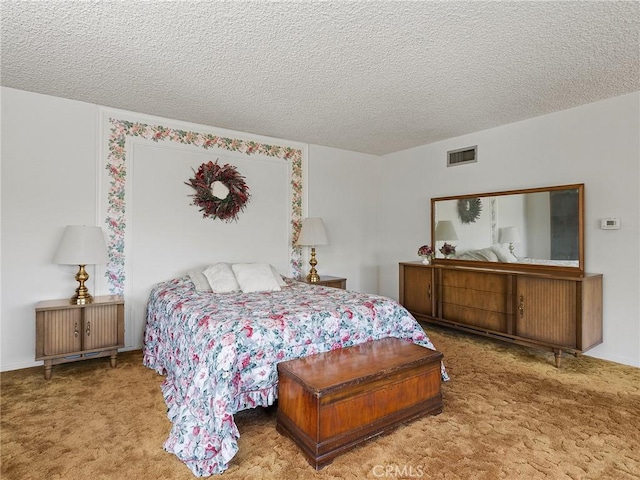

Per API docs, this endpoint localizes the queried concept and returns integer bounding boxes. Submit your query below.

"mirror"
[431,184,584,273]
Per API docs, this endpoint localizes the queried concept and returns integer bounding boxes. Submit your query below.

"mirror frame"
[431,183,585,275]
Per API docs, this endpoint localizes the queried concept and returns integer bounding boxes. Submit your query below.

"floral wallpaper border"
[105,119,303,294]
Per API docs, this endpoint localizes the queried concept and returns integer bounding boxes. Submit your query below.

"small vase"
[421,256,431,265]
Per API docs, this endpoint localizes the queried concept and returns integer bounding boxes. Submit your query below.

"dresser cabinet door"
[515,277,577,347]
[401,265,434,316]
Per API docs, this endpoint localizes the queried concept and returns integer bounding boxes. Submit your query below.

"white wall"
[2,88,100,370]
[305,145,380,293]
[378,92,640,367]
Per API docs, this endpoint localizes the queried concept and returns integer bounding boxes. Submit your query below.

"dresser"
[399,262,602,367]
[35,295,125,379]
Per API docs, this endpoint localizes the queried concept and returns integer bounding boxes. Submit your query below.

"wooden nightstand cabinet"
[301,275,347,289]
[35,295,125,379]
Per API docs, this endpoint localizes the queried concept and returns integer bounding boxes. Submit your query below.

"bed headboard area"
[99,114,305,348]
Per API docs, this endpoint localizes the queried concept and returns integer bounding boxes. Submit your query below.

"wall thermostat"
[600,218,621,230]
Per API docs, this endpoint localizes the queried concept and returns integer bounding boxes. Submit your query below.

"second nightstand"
[301,275,347,289]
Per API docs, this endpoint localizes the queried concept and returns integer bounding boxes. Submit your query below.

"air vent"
[447,146,477,167]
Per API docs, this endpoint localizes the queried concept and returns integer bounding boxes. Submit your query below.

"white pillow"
[203,263,241,293]
[187,269,212,292]
[455,248,499,262]
[491,244,518,263]
[232,263,282,293]
[475,248,500,262]
[270,265,287,287]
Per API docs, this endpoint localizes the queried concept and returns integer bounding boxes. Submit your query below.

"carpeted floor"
[2,325,639,480]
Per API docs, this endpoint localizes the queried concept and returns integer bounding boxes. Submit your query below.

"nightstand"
[35,295,125,379]
[301,275,347,289]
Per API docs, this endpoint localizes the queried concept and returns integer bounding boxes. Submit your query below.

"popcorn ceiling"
[1,1,638,155]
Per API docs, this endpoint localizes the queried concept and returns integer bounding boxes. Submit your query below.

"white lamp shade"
[499,226,521,244]
[435,220,459,241]
[296,217,329,246]
[54,226,109,265]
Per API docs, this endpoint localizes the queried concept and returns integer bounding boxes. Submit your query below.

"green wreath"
[457,197,482,224]
[185,160,250,222]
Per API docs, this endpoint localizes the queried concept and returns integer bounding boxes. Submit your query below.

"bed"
[143,267,447,476]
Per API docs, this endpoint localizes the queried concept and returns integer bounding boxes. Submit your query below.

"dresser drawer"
[440,269,511,333]
[441,269,508,293]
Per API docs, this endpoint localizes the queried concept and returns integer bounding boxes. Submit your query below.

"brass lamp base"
[70,264,94,305]
[306,271,320,283]
[306,247,320,283]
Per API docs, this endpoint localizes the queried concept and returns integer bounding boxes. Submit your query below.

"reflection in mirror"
[431,184,583,272]
[498,226,520,257]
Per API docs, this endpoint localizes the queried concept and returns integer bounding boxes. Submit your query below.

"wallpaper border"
[105,118,303,294]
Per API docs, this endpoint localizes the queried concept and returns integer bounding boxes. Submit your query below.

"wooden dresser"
[399,261,602,367]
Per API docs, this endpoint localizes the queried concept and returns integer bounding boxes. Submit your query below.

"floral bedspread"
[143,276,447,476]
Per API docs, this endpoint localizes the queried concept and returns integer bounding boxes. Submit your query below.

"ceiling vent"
[447,146,477,167]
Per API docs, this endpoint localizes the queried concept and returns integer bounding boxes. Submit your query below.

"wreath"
[457,197,482,224]
[185,160,250,222]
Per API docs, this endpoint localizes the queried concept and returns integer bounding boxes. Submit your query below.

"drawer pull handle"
[74,322,79,338]
[85,321,91,337]
[427,284,432,299]
[518,295,525,318]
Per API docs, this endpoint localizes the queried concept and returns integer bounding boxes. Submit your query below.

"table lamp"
[499,226,521,257]
[435,220,458,257]
[435,220,459,242]
[53,225,109,304]
[296,217,329,283]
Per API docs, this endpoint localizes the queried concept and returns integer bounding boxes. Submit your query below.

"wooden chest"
[276,337,443,469]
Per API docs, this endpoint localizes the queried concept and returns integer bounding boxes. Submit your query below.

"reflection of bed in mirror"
[431,184,584,273]
[453,245,580,267]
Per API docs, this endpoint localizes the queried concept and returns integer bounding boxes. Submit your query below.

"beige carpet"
[2,325,639,479]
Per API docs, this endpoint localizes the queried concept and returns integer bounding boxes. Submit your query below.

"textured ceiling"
[2,1,639,155]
